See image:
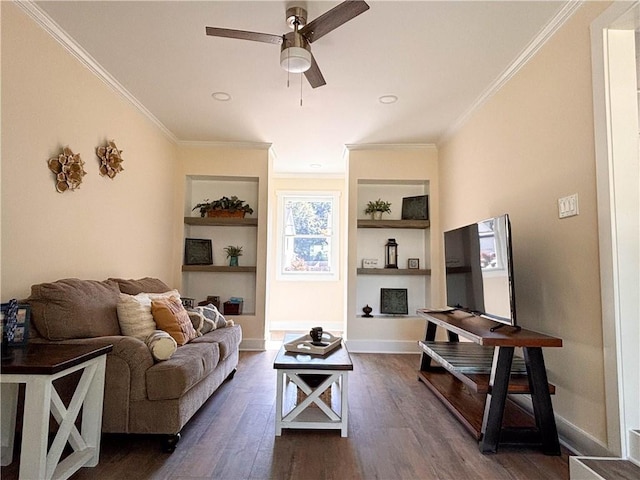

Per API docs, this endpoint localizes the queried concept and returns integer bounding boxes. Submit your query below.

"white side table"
[1,343,112,480]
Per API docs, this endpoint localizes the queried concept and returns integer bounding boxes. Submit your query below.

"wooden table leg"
[524,347,561,455]
[480,346,514,453]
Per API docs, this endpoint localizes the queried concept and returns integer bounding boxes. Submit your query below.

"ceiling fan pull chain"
[286,49,290,88]
[300,73,303,107]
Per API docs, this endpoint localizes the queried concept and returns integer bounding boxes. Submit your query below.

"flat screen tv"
[444,214,518,330]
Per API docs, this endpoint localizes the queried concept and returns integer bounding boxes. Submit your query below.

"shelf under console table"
[416,309,562,455]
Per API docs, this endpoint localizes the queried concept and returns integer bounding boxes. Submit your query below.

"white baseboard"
[629,430,640,464]
[240,338,266,351]
[345,339,421,354]
[510,395,611,457]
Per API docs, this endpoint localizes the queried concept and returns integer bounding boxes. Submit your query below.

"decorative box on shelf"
[223,297,243,315]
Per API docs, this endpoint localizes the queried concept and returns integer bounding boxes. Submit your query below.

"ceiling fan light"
[280,46,311,73]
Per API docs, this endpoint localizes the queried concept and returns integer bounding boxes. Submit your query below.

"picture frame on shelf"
[1,303,30,346]
[380,288,408,315]
[408,258,420,269]
[184,238,213,265]
[401,195,429,220]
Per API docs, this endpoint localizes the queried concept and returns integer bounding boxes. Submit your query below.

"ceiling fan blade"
[205,27,283,45]
[299,1,369,44]
[304,54,326,89]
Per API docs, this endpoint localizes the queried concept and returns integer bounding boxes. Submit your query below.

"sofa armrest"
[30,335,155,410]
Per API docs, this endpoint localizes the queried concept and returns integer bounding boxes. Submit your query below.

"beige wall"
[175,144,269,346]
[1,3,177,300]
[267,175,347,333]
[439,1,610,449]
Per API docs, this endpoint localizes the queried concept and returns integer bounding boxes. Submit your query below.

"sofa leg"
[226,368,237,381]
[162,433,181,453]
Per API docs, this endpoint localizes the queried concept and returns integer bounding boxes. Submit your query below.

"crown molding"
[176,140,272,150]
[15,0,177,143]
[440,0,583,144]
[344,143,437,151]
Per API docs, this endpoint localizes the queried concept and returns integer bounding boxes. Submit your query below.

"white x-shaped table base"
[1,354,107,480]
[275,368,349,437]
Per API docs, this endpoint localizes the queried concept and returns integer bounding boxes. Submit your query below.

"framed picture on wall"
[380,288,408,315]
[184,238,213,265]
[401,195,429,220]
[408,258,420,269]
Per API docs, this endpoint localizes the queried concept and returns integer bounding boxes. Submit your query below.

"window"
[278,192,339,279]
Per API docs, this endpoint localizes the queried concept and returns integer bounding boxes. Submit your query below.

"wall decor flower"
[96,140,124,179]
[47,146,87,193]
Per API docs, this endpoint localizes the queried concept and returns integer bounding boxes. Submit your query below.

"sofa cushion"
[145,341,220,400]
[109,277,171,295]
[28,278,121,340]
[191,324,242,361]
[151,297,198,346]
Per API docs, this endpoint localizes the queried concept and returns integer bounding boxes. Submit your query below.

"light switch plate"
[558,194,579,218]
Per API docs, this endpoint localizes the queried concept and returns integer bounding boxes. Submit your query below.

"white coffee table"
[273,333,353,437]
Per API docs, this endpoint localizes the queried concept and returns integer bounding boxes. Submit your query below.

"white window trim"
[276,190,340,281]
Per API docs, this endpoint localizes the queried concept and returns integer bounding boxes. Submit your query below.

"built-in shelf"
[181,265,256,273]
[184,217,258,227]
[357,219,430,229]
[357,268,431,276]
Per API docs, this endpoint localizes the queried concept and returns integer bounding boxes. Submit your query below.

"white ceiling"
[33,1,569,173]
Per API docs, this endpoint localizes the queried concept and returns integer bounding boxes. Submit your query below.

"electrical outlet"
[558,194,579,218]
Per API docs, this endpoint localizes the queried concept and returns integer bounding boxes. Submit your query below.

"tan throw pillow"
[145,330,177,361]
[151,297,198,346]
[117,293,156,340]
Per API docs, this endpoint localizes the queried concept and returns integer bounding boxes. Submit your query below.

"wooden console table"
[1,343,112,479]
[416,309,562,455]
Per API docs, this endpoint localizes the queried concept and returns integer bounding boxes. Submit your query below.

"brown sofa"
[25,277,241,452]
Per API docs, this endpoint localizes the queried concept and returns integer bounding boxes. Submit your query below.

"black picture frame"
[408,258,420,269]
[401,195,429,220]
[380,288,408,315]
[184,238,213,265]
[1,302,30,346]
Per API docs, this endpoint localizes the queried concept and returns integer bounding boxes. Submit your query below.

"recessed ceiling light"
[310,163,322,169]
[211,92,231,101]
[378,95,398,104]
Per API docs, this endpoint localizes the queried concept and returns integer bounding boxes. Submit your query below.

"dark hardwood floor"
[2,351,571,479]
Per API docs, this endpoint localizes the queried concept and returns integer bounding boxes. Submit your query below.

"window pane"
[285,200,332,235]
[283,237,331,272]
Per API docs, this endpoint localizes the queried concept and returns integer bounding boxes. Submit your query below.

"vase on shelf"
[372,211,383,220]
[229,256,239,267]
[362,305,373,317]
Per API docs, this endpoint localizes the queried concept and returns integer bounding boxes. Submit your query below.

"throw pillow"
[151,297,198,345]
[116,293,156,340]
[145,329,177,361]
[199,304,227,330]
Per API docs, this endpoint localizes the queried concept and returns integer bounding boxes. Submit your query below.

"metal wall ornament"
[47,146,87,193]
[96,140,124,178]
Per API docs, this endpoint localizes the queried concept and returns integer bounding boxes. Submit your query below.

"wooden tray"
[284,333,342,356]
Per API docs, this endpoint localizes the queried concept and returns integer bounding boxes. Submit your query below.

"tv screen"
[444,214,517,327]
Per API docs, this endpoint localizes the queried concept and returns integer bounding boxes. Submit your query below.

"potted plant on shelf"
[364,199,392,220]
[224,245,243,267]
[192,196,254,218]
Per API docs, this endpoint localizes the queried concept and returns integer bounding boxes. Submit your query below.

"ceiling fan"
[205,1,370,88]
